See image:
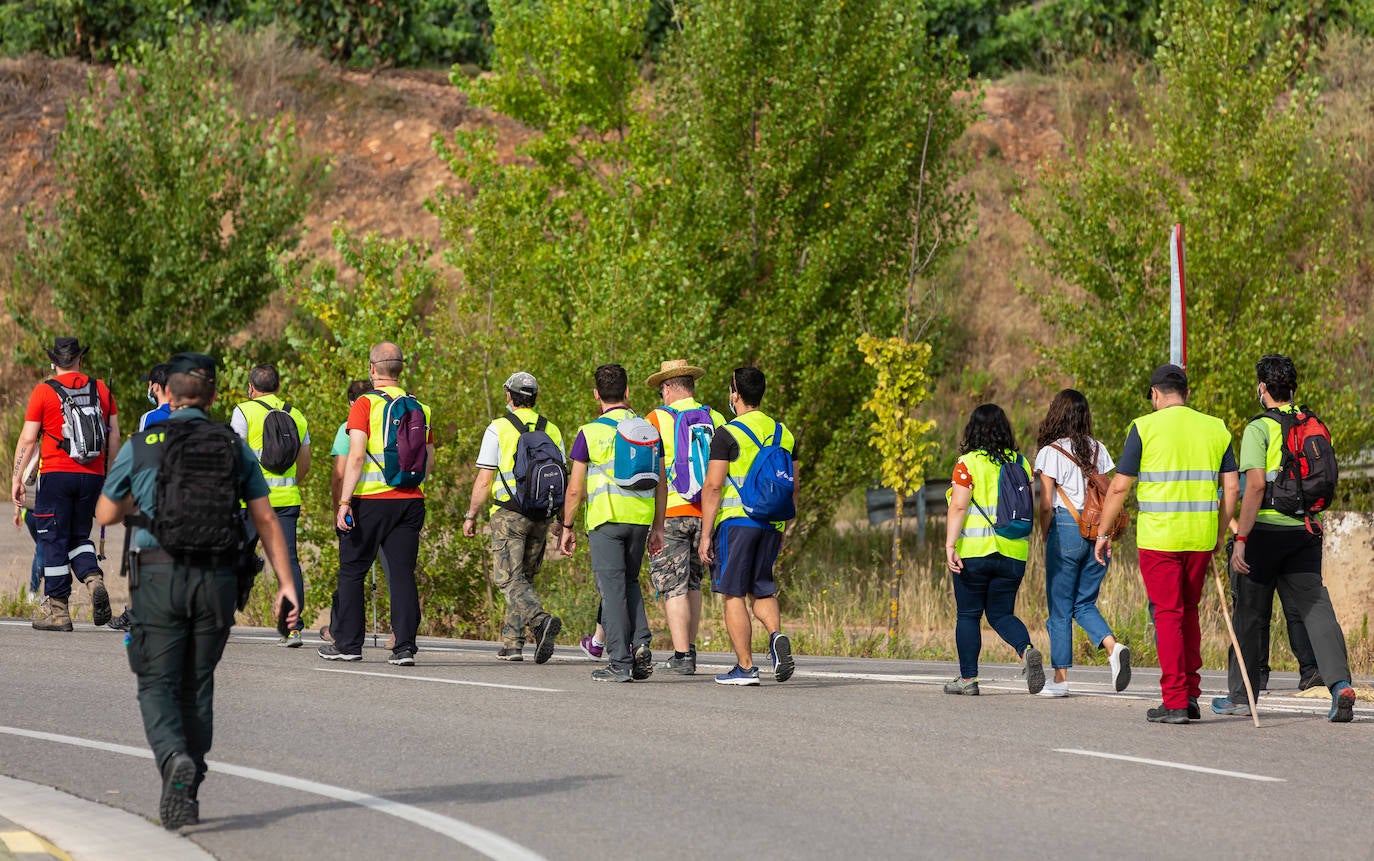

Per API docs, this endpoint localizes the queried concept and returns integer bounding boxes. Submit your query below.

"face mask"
[147,387,156,406]
[1257,385,1264,407]
[728,394,738,416]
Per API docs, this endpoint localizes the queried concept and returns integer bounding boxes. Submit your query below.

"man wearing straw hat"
[1094,364,1238,724]
[645,359,726,674]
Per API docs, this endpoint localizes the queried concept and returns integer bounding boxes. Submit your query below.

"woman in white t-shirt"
[1033,389,1130,696]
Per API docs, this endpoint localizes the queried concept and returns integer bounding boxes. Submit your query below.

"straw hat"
[645,359,706,389]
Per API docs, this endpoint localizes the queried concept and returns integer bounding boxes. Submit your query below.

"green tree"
[1018,0,1363,448]
[14,29,319,399]
[652,0,977,541]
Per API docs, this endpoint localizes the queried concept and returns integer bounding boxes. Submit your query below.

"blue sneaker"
[1329,684,1356,723]
[769,632,795,682]
[715,665,760,686]
[1211,696,1251,716]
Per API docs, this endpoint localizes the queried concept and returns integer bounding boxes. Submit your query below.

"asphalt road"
[1,620,1370,860]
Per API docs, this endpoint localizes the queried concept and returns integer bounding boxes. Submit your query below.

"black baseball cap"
[1147,363,1188,398]
[140,363,171,386]
[167,352,217,383]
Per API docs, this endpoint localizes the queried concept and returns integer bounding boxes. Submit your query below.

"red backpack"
[1255,406,1338,530]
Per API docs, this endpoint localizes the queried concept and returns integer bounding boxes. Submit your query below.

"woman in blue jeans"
[943,404,1044,696]
[1033,389,1130,696]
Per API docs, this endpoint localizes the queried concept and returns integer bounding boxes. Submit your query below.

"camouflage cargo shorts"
[649,516,704,600]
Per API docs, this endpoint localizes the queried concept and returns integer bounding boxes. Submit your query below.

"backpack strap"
[504,411,529,435]
[727,419,765,450]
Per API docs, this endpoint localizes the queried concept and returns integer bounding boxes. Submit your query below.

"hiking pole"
[370,558,378,649]
[1211,556,1260,728]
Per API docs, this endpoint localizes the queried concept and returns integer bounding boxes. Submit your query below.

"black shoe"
[631,644,653,680]
[1299,672,1325,691]
[160,752,197,830]
[317,644,362,662]
[185,798,200,827]
[107,608,132,632]
[497,647,524,661]
[1146,704,1189,724]
[591,664,633,682]
[1258,668,1271,693]
[1187,697,1201,721]
[89,577,111,627]
[770,632,795,683]
[533,616,562,665]
[388,648,415,667]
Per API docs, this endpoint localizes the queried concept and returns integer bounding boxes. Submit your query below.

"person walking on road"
[944,404,1044,696]
[464,371,565,663]
[645,359,726,675]
[230,364,311,646]
[1033,389,1130,696]
[1094,364,1238,724]
[11,337,120,631]
[1214,354,1356,723]
[95,352,300,830]
[323,343,434,667]
[697,366,797,687]
[561,364,660,682]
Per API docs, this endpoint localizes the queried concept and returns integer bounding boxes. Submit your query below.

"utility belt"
[122,514,261,609]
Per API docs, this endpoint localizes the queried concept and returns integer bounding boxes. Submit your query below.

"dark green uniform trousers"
[127,560,237,793]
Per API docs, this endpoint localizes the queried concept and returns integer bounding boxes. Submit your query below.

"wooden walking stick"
[1212,556,1260,728]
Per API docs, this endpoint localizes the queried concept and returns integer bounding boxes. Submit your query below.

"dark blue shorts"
[712,521,782,598]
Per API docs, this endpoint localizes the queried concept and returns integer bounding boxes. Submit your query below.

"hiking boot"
[278,630,303,648]
[579,636,604,659]
[715,665,761,686]
[86,573,111,627]
[1187,697,1201,721]
[1108,643,1131,692]
[1146,705,1189,724]
[388,648,416,667]
[107,608,132,632]
[1211,696,1251,716]
[32,597,73,632]
[533,616,562,665]
[160,752,197,830]
[497,647,524,661]
[185,798,200,827]
[1329,684,1356,723]
[770,632,795,683]
[319,624,333,644]
[591,665,633,683]
[659,653,696,675]
[317,644,361,662]
[1022,646,1045,694]
[1299,671,1325,691]
[631,644,653,680]
[943,677,979,695]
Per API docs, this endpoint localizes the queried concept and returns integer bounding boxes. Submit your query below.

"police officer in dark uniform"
[96,353,299,829]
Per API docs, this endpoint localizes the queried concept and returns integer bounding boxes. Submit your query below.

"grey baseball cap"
[504,371,538,396]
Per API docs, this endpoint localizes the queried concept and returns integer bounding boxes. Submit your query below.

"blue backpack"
[658,404,715,504]
[726,420,795,523]
[971,451,1033,540]
[593,413,661,491]
[366,390,429,488]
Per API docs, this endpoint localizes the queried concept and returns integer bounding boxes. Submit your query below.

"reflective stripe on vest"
[488,408,546,516]
[237,394,304,508]
[714,410,795,531]
[1132,406,1232,551]
[949,449,1030,561]
[581,409,654,531]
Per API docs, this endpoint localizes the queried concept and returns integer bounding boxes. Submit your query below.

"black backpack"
[1255,406,1339,525]
[497,413,567,521]
[152,419,247,557]
[253,399,302,474]
[45,378,106,463]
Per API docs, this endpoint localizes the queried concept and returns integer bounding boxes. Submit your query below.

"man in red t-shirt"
[10,337,120,631]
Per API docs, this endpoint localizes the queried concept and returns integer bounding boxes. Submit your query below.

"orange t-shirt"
[346,393,433,499]
[24,372,117,476]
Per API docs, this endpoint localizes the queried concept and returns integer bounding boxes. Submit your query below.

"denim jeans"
[951,553,1030,679]
[1044,507,1114,669]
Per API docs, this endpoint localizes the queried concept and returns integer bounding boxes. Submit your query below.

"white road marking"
[0,727,548,861]
[315,667,564,693]
[1054,748,1285,782]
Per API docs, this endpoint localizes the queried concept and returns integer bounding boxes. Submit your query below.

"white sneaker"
[1108,643,1131,692]
[1037,680,1070,698]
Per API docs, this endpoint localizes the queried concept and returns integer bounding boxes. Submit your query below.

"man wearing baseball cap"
[463,371,565,663]
[1093,363,1238,723]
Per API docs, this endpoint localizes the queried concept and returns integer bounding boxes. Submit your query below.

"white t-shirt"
[475,413,566,469]
[1033,436,1114,510]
